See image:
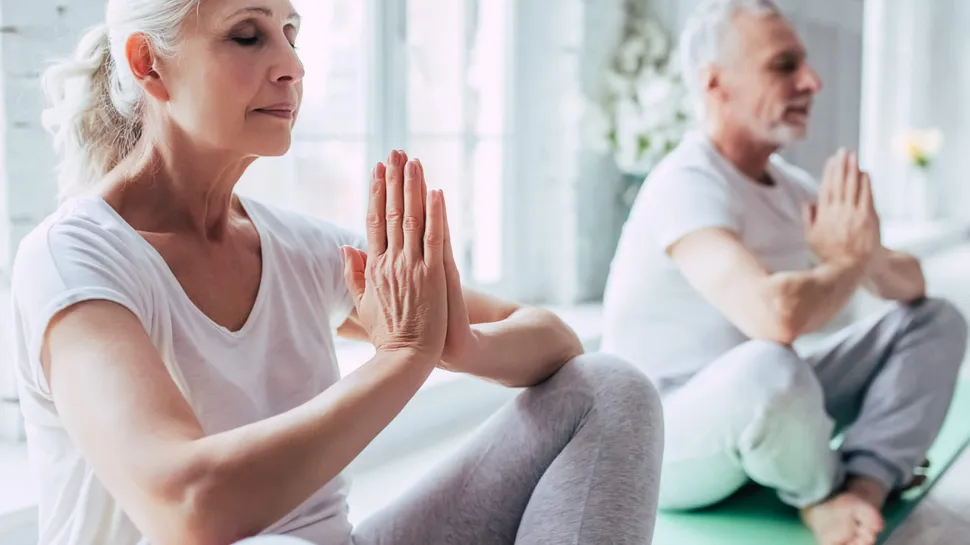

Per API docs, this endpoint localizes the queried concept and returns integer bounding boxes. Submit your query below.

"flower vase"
[907,168,936,222]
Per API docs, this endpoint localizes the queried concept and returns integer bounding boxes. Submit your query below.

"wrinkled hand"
[342,150,448,361]
[803,149,881,268]
[413,161,476,370]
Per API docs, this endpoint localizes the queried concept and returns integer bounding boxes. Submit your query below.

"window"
[238,0,513,288]
[404,0,510,285]
[235,0,516,377]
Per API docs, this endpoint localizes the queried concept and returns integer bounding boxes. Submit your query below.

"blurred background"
[1,0,969,542]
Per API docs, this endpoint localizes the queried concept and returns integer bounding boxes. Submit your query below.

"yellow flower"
[893,128,944,168]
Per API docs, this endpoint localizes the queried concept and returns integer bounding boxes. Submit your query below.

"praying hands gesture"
[341,150,475,368]
[802,148,881,270]
[339,150,583,386]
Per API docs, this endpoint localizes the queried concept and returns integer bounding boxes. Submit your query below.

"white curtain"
[861,0,970,222]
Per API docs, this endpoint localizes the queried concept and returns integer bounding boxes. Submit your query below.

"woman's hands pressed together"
[341,151,580,386]
[341,150,450,364]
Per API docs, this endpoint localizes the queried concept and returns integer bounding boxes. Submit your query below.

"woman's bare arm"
[47,153,449,545]
[45,300,435,545]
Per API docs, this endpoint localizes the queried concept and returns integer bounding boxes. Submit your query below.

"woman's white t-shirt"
[11,195,366,545]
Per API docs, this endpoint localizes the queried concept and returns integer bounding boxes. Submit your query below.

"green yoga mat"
[653,379,970,545]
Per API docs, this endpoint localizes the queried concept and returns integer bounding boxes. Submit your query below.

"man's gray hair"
[678,0,782,120]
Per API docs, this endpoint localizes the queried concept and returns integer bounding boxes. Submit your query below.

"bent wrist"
[375,345,441,371]
[439,328,484,372]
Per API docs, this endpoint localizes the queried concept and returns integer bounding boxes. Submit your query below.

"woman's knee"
[552,352,663,424]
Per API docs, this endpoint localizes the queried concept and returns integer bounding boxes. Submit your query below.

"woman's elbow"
[141,453,257,545]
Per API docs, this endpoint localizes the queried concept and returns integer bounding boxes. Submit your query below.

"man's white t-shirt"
[12,195,366,545]
[601,131,826,389]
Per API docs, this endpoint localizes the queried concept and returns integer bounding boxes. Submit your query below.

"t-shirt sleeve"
[634,166,741,252]
[314,224,367,329]
[11,220,151,399]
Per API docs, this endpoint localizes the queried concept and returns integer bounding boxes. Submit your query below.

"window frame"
[356,0,521,298]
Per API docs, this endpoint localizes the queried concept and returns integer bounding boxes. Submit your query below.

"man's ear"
[125,33,169,102]
[703,65,725,103]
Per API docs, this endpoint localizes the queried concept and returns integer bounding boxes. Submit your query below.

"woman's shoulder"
[15,197,147,268]
[11,197,156,374]
[12,197,155,311]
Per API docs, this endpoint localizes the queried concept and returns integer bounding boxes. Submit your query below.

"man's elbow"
[739,309,800,345]
[763,314,801,346]
[756,286,803,346]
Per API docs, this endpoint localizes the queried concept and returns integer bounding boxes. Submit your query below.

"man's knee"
[721,340,823,413]
[911,298,968,369]
[923,297,968,343]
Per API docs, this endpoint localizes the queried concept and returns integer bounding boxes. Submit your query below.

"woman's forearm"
[455,307,584,388]
[164,350,436,544]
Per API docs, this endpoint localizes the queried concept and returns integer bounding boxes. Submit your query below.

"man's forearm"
[450,307,584,388]
[768,259,868,342]
[864,248,926,302]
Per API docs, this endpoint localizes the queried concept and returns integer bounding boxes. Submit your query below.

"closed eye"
[234,35,260,46]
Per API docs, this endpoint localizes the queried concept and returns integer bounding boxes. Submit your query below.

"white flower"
[642,20,670,58]
[604,69,636,97]
[593,6,690,176]
[893,128,944,168]
[617,36,649,73]
[636,75,676,109]
[919,129,944,155]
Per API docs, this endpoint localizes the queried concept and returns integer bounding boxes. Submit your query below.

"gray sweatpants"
[240,353,664,544]
[659,297,968,510]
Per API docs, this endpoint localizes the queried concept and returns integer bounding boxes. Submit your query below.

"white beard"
[766,122,807,147]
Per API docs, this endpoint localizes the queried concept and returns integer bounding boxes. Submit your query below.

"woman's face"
[153,0,304,157]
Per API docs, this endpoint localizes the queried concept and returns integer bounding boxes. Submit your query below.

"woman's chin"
[249,135,293,158]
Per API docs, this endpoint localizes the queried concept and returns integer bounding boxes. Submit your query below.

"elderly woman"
[11,1,663,544]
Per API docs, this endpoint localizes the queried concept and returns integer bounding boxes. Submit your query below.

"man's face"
[709,12,823,147]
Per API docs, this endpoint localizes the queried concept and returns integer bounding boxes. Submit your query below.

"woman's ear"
[125,33,169,102]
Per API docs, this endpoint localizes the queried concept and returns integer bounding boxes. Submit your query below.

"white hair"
[41,0,201,201]
[678,0,782,120]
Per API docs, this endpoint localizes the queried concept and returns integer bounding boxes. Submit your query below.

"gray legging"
[238,353,664,544]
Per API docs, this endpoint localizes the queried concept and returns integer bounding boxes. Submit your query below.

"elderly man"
[601,1,967,544]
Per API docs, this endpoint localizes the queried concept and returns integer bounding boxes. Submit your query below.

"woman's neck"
[101,137,256,240]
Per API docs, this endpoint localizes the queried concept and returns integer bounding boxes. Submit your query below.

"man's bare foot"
[800,477,887,545]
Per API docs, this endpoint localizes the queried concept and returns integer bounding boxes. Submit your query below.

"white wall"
[0,0,106,440]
